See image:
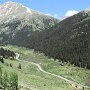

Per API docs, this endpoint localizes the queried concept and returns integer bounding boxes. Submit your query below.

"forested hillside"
[26,10,90,69]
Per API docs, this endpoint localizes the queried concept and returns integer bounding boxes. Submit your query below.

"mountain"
[0,1,58,45]
[27,9,90,69]
[1,2,90,69]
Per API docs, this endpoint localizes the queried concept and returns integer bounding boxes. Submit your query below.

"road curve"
[15,53,90,90]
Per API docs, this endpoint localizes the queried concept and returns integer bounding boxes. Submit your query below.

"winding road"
[15,53,90,90]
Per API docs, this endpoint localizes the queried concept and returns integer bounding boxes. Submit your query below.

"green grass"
[0,45,90,90]
[0,59,75,90]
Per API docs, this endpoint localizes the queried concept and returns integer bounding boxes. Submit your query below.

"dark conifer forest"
[24,11,90,69]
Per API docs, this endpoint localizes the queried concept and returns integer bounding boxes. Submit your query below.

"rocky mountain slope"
[0,1,58,44]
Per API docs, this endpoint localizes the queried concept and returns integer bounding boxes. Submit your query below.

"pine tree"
[0,57,4,63]
[18,63,21,69]
[10,63,12,67]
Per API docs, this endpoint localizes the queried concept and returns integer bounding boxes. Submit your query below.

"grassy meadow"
[0,45,90,90]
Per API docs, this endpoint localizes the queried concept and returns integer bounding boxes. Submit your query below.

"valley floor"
[0,45,90,90]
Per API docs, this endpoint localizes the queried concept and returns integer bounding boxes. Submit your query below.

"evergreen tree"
[0,57,4,63]
[18,63,21,69]
[10,63,12,67]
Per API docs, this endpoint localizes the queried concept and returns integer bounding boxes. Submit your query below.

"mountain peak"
[0,1,58,31]
[4,1,20,6]
[0,1,34,18]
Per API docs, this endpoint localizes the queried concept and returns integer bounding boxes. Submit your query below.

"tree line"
[0,48,16,60]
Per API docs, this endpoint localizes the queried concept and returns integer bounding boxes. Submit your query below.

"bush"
[18,63,21,69]
[0,57,4,63]
[10,63,12,67]
[5,62,9,66]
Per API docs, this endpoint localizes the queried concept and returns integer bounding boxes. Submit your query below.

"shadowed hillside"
[26,10,90,69]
